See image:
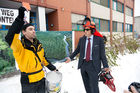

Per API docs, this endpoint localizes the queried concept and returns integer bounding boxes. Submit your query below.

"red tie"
[86,38,91,62]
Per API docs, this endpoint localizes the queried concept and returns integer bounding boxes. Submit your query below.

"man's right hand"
[65,57,71,63]
[124,86,138,93]
[18,7,26,20]
[130,86,138,93]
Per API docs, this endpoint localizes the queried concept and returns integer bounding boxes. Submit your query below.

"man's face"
[22,26,36,40]
[84,27,92,37]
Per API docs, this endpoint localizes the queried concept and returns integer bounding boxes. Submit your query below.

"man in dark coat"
[65,17,110,93]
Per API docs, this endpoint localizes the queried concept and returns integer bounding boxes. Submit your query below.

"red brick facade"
[10,0,135,47]
[12,0,89,31]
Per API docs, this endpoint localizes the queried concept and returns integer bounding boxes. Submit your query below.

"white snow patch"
[0,52,140,93]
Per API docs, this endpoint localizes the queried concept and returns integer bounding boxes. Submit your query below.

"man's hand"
[54,69,59,72]
[104,68,111,72]
[124,86,138,93]
[131,86,138,93]
[65,57,71,63]
[18,7,26,20]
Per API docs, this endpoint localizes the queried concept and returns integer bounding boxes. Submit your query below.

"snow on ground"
[0,75,21,93]
[0,52,140,93]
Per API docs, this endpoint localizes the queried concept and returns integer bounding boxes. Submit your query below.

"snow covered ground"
[0,52,140,93]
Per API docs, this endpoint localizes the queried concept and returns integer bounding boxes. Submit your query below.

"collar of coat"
[21,36,42,52]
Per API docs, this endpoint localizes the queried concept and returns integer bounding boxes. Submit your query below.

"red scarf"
[93,29,103,37]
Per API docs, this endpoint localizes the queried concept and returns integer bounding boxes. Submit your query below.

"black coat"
[70,35,109,73]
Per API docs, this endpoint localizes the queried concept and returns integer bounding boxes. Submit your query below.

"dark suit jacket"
[70,35,109,73]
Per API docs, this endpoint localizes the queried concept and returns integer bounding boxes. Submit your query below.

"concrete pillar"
[124,0,126,42]
[86,0,91,18]
[36,7,46,31]
[110,0,113,46]
[132,0,135,38]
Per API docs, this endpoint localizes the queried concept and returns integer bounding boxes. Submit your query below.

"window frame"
[113,21,117,32]
[92,17,100,31]
[113,0,117,11]
[100,19,109,32]
[90,0,110,8]
[117,2,124,13]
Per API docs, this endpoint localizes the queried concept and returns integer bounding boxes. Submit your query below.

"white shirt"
[84,35,93,60]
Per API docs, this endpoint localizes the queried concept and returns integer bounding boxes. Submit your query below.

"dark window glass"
[100,19,109,32]
[113,21,117,32]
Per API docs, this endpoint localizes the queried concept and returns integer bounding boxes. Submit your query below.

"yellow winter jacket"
[5,18,56,83]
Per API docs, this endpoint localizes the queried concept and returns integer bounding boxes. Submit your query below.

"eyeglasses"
[84,29,90,31]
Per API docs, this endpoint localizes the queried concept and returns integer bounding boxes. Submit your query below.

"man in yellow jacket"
[5,7,57,93]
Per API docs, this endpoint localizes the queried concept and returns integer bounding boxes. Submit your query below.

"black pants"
[21,78,45,93]
[81,60,99,93]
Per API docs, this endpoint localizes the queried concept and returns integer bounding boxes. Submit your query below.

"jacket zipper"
[31,45,38,68]
[35,57,38,68]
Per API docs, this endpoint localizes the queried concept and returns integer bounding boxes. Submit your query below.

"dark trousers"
[80,60,99,93]
[21,78,45,93]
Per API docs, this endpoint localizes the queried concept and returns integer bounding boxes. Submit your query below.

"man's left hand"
[104,68,111,72]
[54,69,59,72]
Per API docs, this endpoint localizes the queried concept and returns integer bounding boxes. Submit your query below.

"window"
[30,18,36,23]
[125,24,133,32]
[117,22,123,32]
[72,23,77,31]
[5,26,10,29]
[0,25,2,29]
[92,18,100,31]
[125,24,128,32]
[113,0,117,10]
[113,1,124,13]
[0,25,10,31]
[30,12,37,31]
[131,9,133,16]
[126,6,132,16]
[91,0,100,4]
[71,13,85,31]
[130,25,133,32]
[128,24,130,32]
[72,23,83,31]
[91,0,110,8]
[100,0,109,7]
[122,23,124,32]
[30,12,36,23]
[113,21,117,32]
[92,17,109,32]
[78,24,84,31]
[117,2,124,13]
[100,19,109,32]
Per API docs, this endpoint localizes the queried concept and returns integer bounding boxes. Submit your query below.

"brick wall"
[13,0,89,31]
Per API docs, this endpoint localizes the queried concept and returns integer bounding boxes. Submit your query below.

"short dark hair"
[22,23,33,31]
